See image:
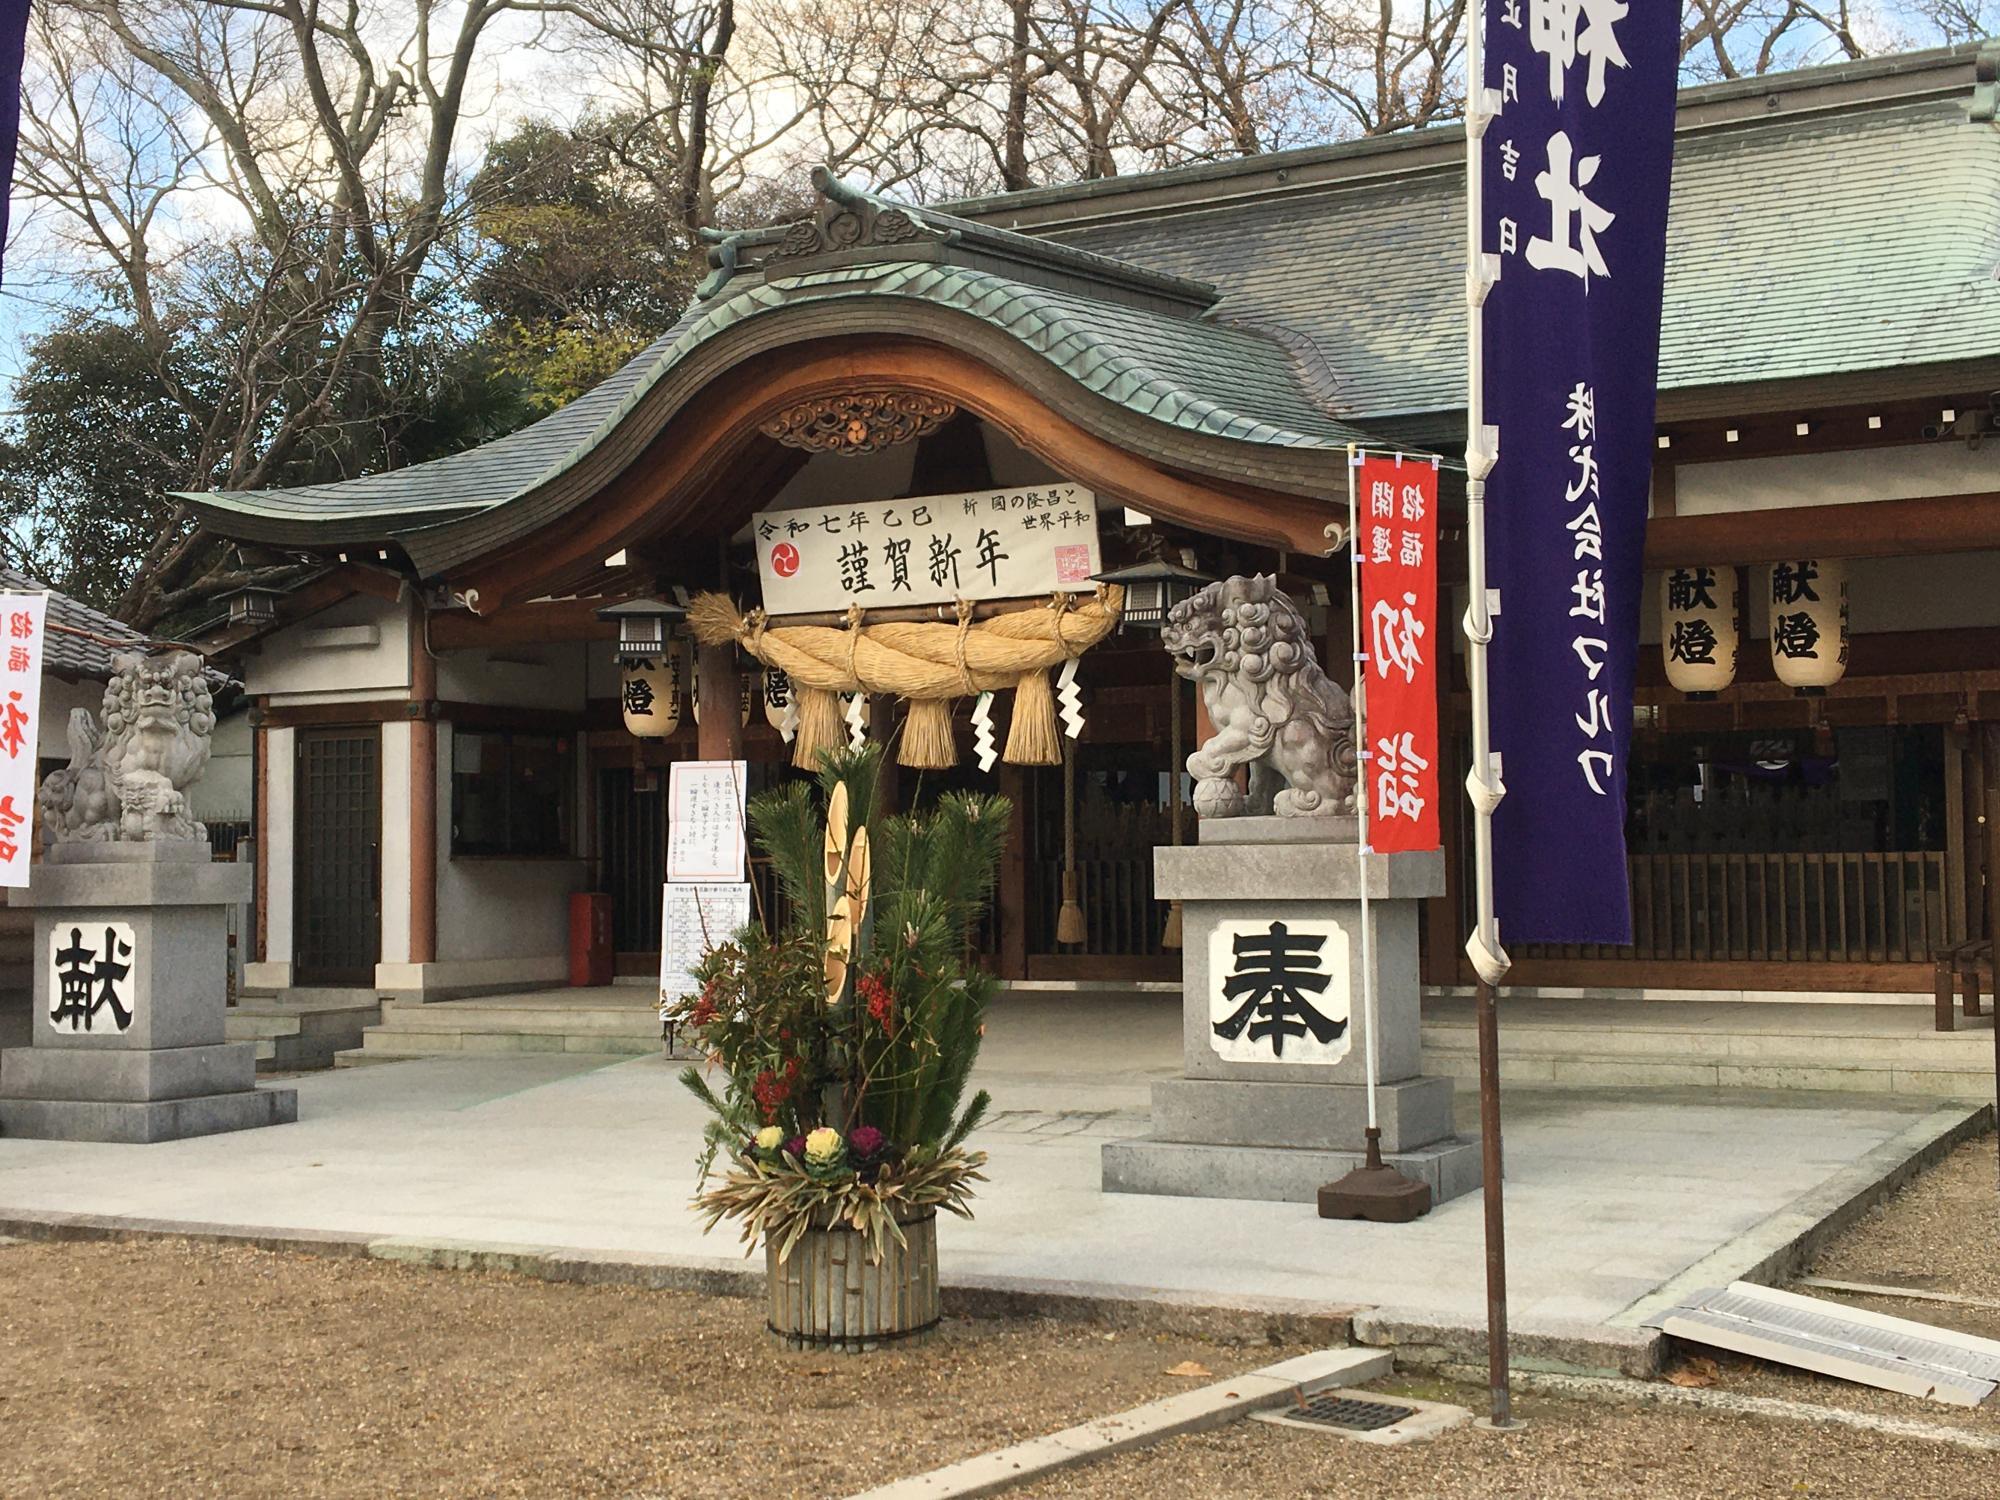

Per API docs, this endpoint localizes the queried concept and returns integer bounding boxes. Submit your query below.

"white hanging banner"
[666,760,746,883]
[752,484,1103,615]
[0,592,47,886]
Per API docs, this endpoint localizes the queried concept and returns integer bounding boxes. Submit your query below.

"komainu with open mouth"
[1161,574,1356,819]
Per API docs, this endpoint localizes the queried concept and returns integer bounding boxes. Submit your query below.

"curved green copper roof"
[182,259,1368,553]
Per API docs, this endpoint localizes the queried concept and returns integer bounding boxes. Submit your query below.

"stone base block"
[1149,1075,1455,1155]
[0,1085,297,1144]
[1101,1135,1482,1206]
[0,1042,257,1103]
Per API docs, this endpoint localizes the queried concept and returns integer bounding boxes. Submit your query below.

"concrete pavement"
[0,993,1985,1366]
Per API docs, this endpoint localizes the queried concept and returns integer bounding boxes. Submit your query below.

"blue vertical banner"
[1483,0,1679,945]
[0,0,27,286]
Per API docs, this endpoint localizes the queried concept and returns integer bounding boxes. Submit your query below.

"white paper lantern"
[1660,565,1738,698]
[1767,558,1849,694]
[620,652,681,738]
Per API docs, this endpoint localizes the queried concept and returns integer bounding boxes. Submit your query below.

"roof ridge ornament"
[768,166,960,267]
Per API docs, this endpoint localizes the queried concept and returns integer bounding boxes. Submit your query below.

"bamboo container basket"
[765,1208,941,1353]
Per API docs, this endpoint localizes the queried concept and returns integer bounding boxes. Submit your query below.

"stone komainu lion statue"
[38,651,214,845]
[1161,574,1357,819]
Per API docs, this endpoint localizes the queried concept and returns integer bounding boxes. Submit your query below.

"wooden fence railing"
[1512,850,1952,965]
[1028,855,1165,957]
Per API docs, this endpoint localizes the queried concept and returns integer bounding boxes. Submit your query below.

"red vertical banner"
[0,590,45,886]
[1357,457,1439,854]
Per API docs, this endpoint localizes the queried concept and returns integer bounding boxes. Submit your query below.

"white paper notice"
[667,759,746,883]
[659,882,753,1010]
[0,592,47,887]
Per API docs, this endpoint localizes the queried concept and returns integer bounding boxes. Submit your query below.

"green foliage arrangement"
[672,743,1009,1261]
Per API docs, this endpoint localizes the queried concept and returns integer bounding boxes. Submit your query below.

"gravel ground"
[1014,1375,2000,1499]
[5,1135,1995,1498]
[1661,1134,2000,1434]
[0,1238,1309,1499]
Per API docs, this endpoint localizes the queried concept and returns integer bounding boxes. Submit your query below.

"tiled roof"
[183,46,2000,550]
[186,261,1368,535]
[1047,94,2000,418]
[0,567,151,679]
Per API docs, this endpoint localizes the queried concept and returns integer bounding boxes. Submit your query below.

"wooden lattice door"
[294,728,381,986]
[597,765,664,954]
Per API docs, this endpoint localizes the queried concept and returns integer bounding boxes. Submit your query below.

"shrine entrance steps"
[1420,995,1995,1102]
[333,982,659,1067]
[227,989,382,1071]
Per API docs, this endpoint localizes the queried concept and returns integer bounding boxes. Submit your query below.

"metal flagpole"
[1462,0,1518,1430]
[1347,448,1381,1147]
[1320,448,1429,1224]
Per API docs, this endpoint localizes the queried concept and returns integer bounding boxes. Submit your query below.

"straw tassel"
[899,698,957,769]
[1005,669,1061,766]
[792,687,845,769]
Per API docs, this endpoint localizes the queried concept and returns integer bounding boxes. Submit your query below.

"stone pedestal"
[1101,820,1479,1205]
[0,843,296,1143]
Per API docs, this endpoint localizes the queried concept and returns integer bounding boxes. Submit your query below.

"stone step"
[224,993,381,1071]
[354,1026,660,1058]
[1418,1019,1990,1067]
[371,1002,658,1038]
[1420,1045,1995,1100]
[225,1013,303,1041]
[332,1048,405,1069]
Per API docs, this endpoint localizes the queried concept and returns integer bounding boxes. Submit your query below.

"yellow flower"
[754,1126,783,1151]
[804,1127,842,1163]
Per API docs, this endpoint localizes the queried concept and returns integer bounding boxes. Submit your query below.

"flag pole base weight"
[1316,1127,1433,1222]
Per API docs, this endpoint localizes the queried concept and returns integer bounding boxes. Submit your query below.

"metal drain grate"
[1283,1395,1416,1432]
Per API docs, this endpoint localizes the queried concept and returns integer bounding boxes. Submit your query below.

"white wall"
[36,676,101,762]
[1676,440,2000,517]
[245,594,411,702]
[261,726,295,972]
[188,705,253,823]
[435,640,589,712]
[432,737,586,966]
[379,721,413,966]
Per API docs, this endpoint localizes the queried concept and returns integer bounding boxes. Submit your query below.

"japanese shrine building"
[188,44,2000,1004]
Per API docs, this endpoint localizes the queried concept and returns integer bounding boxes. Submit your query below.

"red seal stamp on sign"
[770,543,801,578]
[1053,544,1092,585]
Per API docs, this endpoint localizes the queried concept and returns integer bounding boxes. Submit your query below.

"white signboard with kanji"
[0,592,46,886]
[659,882,753,1012]
[49,920,137,1034]
[667,759,746,883]
[752,484,1104,616]
[1208,917,1350,1065]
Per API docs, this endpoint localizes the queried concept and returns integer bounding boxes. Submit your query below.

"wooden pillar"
[1946,723,1970,946]
[997,763,1028,979]
[696,642,745,762]
[253,708,269,965]
[871,697,901,813]
[409,609,438,968]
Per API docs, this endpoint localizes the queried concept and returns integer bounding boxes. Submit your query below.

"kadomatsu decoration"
[671,744,1007,1350]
